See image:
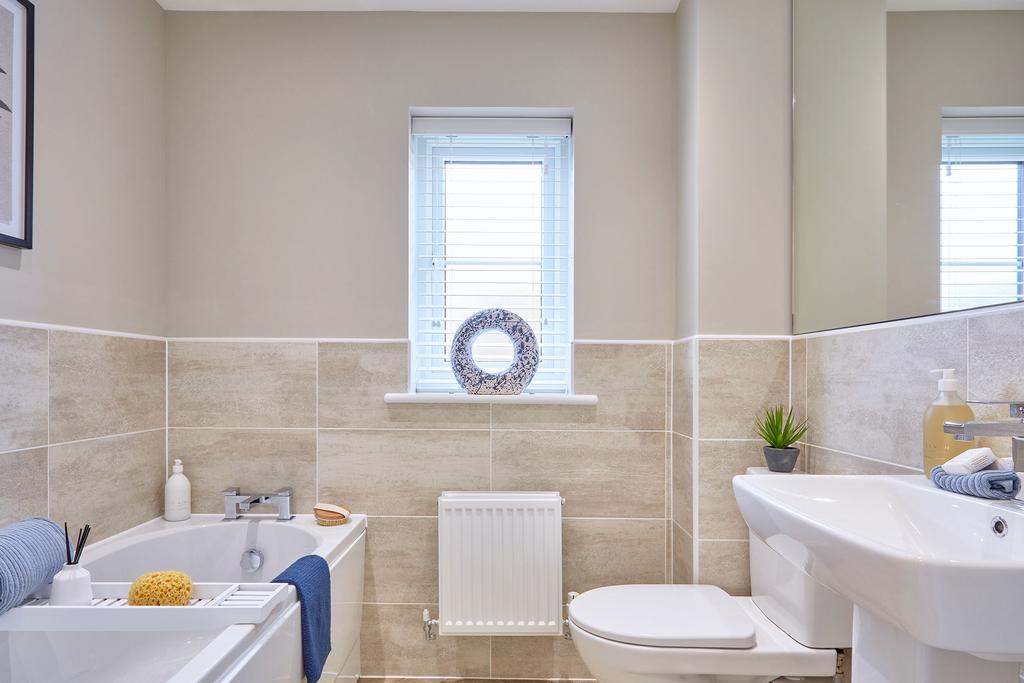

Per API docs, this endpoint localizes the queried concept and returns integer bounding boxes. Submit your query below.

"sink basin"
[733,473,1024,680]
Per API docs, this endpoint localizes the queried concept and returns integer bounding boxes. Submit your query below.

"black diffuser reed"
[63,523,92,566]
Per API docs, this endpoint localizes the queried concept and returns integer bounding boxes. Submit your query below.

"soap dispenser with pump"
[164,459,191,522]
[923,368,977,473]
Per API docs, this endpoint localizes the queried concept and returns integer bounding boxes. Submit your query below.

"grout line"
[699,538,751,544]
[165,339,170,480]
[805,443,923,472]
[315,341,320,502]
[667,343,673,583]
[363,514,671,521]
[691,339,700,583]
[0,428,167,457]
[45,329,50,520]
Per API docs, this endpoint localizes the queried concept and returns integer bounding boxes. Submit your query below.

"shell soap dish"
[314,503,351,526]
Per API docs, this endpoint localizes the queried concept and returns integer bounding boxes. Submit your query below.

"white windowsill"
[383,392,598,406]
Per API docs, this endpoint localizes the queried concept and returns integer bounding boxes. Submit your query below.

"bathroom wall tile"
[968,307,1024,402]
[492,343,667,431]
[0,448,48,526]
[672,340,694,437]
[672,523,694,585]
[491,430,665,518]
[317,342,488,430]
[806,318,966,468]
[168,428,316,514]
[0,326,48,452]
[365,516,438,604]
[168,341,315,428]
[698,540,750,596]
[791,338,807,426]
[49,430,165,541]
[49,332,165,443]
[698,339,789,439]
[318,430,489,516]
[562,519,665,594]
[490,635,592,679]
[672,434,693,533]
[807,445,920,476]
[698,440,767,540]
[360,603,490,678]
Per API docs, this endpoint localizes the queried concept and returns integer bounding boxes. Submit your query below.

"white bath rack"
[0,582,292,632]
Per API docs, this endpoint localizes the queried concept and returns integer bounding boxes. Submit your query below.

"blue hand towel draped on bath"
[274,555,331,683]
[0,517,69,615]
[931,466,1021,500]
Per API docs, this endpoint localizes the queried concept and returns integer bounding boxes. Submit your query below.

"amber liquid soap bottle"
[923,368,977,474]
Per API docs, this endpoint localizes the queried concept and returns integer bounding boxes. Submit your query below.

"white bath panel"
[438,491,563,636]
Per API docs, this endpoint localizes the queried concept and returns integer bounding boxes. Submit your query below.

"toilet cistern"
[944,400,1024,471]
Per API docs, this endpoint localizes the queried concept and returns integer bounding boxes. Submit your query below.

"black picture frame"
[0,0,33,250]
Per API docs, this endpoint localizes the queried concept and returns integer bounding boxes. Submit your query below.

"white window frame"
[408,117,574,395]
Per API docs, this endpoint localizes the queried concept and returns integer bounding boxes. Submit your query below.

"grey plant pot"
[763,446,799,473]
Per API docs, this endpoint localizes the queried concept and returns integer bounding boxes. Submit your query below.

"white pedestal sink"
[733,474,1024,683]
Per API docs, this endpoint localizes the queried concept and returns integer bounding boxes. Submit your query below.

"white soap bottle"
[164,459,192,521]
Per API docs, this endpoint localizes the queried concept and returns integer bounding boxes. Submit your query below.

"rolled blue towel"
[0,517,68,615]
[931,466,1021,500]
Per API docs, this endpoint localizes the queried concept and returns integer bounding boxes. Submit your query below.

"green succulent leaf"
[755,404,808,449]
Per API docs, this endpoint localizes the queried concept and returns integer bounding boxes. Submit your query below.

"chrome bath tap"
[944,401,1024,471]
[222,487,294,521]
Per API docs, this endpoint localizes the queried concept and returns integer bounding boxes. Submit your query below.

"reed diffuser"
[49,523,93,606]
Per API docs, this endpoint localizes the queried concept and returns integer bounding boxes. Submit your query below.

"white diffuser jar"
[49,564,93,606]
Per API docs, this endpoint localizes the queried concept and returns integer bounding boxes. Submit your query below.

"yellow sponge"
[127,571,193,606]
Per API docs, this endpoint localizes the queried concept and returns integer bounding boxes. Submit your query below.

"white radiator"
[437,491,563,636]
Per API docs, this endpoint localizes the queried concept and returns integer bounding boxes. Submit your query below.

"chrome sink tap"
[944,401,1024,471]
[222,487,294,521]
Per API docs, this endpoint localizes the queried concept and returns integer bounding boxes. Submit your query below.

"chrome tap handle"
[967,401,1024,420]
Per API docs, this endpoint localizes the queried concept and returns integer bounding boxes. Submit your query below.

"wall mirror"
[793,0,1024,333]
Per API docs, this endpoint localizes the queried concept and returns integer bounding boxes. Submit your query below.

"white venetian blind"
[940,119,1024,312]
[410,118,573,394]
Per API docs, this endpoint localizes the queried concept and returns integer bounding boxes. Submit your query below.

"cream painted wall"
[0,0,166,336]
[793,0,887,334]
[164,12,678,339]
[675,0,791,337]
[887,11,1024,320]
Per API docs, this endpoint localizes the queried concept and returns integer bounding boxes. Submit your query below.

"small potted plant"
[755,405,808,473]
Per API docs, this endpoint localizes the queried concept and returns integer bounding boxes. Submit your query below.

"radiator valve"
[422,608,439,641]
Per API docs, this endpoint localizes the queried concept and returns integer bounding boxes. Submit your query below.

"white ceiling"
[888,0,1024,10]
[156,0,680,11]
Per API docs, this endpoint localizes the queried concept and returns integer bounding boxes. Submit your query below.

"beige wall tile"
[168,341,315,428]
[317,342,488,429]
[318,430,489,516]
[0,326,48,452]
[365,516,438,603]
[360,603,490,678]
[49,430,165,541]
[672,340,694,437]
[493,343,667,430]
[562,518,665,594]
[490,636,592,679]
[969,307,1024,402]
[806,318,966,468]
[698,540,750,596]
[492,430,665,518]
[49,332,165,443]
[672,523,693,585]
[698,339,789,439]
[168,428,316,514]
[672,434,693,532]
[791,338,806,425]
[0,448,48,526]
[807,445,920,476]
[698,440,766,540]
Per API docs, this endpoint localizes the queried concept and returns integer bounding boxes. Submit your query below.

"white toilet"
[568,531,855,682]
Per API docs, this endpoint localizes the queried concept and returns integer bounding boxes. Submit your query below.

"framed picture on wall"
[0,0,32,249]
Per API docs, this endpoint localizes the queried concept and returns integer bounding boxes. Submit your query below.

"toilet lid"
[568,584,756,649]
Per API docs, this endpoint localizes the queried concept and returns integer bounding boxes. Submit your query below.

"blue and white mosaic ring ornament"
[450,308,540,395]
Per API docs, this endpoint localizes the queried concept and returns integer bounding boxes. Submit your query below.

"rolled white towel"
[985,457,1015,472]
[942,447,997,475]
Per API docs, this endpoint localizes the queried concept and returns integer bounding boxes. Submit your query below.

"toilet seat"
[569,584,756,648]
[568,585,838,682]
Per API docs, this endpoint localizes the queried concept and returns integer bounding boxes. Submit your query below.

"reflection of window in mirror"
[940,117,1024,313]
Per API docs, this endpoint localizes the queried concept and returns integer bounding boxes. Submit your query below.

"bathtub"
[0,514,366,683]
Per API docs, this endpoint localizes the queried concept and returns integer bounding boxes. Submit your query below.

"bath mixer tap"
[222,487,294,521]
[944,401,1024,471]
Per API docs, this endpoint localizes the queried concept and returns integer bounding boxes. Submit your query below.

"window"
[940,123,1024,312]
[410,117,573,394]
